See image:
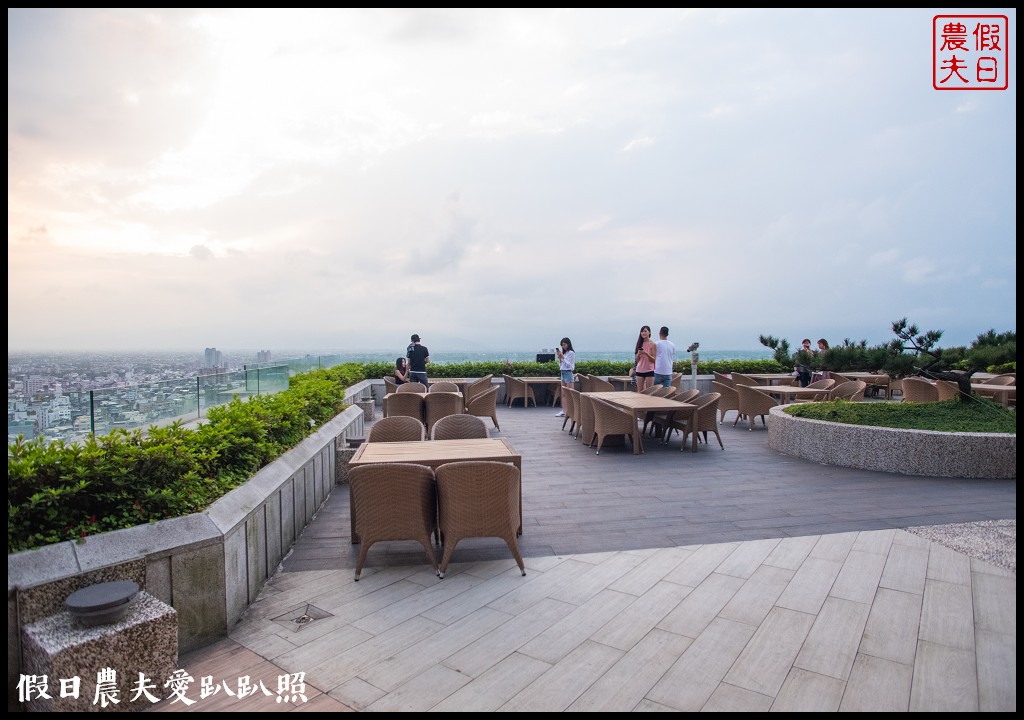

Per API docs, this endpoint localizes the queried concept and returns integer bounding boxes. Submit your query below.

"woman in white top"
[555,337,575,417]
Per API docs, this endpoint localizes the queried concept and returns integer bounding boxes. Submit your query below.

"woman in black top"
[394,357,410,385]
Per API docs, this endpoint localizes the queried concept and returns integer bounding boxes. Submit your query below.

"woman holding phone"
[555,337,575,417]
[633,325,656,392]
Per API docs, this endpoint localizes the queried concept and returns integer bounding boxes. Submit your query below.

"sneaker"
[555,411,565,417]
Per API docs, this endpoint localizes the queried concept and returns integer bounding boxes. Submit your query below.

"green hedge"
[363,358,786,380]
[7,364,364,553]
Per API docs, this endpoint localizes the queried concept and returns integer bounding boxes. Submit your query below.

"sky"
[7,8,1017,355]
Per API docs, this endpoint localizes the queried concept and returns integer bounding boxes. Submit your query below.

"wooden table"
[607,376,636,391]
[971,383,1015,407]
[586,391,699,454]
[751,385,831,404]
[745,373,798,385]
[348,438,522,541]
[519,377,564,405]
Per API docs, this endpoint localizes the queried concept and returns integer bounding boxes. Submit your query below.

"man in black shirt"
[407,334,430,386]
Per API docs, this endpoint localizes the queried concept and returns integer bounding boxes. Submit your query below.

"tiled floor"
[161,403,1016,712]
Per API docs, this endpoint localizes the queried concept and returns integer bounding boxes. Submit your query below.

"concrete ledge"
[767,405,1016,479]
[9,385,374,704]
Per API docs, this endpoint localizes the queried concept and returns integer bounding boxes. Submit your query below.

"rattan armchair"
[466,385,501,430]
[429,381,460,393]
[668,392,723,451]
[901,377,939,402]
[435,461,525,578]
[349,463,439,581]
[464,375,493,405]
[805,377,836,401]
[397,382,427,393]
[712,381,740,425]
[430,413,489,440]
[503,375,537,408]
[934,379,959,401]
[382,392,425,423]
[591,396,640,455]
[424,392,464,436]
[735,383,778,430]
[561,387,580,434]
[730,372,762,387]
[713,371,734,388]
[382,376,398,396]
[646,388,699,439]
[830,380,867,401]
[576,393,596,445]
[367,416,426,443]
[589,377,615,392]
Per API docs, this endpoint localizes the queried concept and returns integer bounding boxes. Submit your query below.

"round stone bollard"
[356,397,375,422]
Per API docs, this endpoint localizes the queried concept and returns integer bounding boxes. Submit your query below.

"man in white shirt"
[654,326,676,388]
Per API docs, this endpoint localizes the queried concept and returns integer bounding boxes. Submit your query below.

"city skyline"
[8,9,1017,353]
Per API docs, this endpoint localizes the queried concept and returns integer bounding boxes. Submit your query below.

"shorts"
[653,373,672,388]
[560,370,575,383]
[635,371,654,378]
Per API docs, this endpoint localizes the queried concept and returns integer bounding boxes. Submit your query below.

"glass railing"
[17,356,348,446]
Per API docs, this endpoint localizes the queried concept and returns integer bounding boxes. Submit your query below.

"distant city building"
[203,347,224,369]
[25,375,45,396]
[256,350,272,363]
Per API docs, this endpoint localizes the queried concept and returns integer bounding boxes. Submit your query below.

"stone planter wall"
[7,380,375,708]
[767,405,1016,479]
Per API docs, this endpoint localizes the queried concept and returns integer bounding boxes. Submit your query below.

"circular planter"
[767,405,1016,479]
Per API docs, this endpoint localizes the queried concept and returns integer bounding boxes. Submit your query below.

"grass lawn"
[785,398,1016,434]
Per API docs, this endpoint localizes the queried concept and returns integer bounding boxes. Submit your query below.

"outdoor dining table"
[519,376,564,404]
[348,438,523,542]
[970,383,1015,407]
[751,385,833,404]
[607,375,636,391]
[585,391,699,454]
[745,373,798,385]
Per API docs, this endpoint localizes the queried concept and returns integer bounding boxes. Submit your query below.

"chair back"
[397,382,427,393]
[424,392,464,435]
[435,461,525,576]
[671,372,684,390]
[465,385,500,430]
[713,372,734,388]
[382,393,424,423]
[382,376,398,396]
[590,396,639,455]
[675,388,700,404]
[830,380,867,401]
[367,416,426,443]
[981,374,1015,386]
[349,462,438,579]
[901,377,939,402]
[829,372,853,385]
[649,386,672,397]
[464,375,493,403]
[806,378,835,391]
[430,413,488,440]
[561,387,579,431]
[731,372,761,386]
[934,379,959,401]
[429,381,460,393]
[577,393,596,446]
[735,383,778,430]
[589,377,615,392]
[711,381,740,424]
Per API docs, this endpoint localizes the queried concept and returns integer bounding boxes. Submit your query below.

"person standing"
[555,337,575,417]
[653,326,676,388]
[633,325,656,392]
[793,338,813,387]
[407,334,430,386]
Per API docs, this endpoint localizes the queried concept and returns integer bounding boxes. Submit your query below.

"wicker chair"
[980,374,1016,386]
[646,388,699,439]
[934,379,959,401]
[735,383,778,430]
[805,377,836,401]
[589,377,615,392]
[464,375,493,405]
[829,372,853,385]
[430,413,489,440]
[671,372,684,391]
[424,392,464,436]
[668,392,723,451]
[367,416,425,443]
[730,372,762,387]
[349,463,439,580]
[465,385,500,430]
[712,381,740,424]
[830,380,867,401]
[429,381,460,393]
[576,393,596,445]
[901,377,939,402]
[382,392,424,423]
[503,375,537,408]
[561,387,580,434]
[591,397,640,455]
[382,376,398,396]
[397,382,427,393]
[435,461,525,578]
[713,372,734,388]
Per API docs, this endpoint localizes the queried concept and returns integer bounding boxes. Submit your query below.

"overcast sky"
[8,8,1017,355]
